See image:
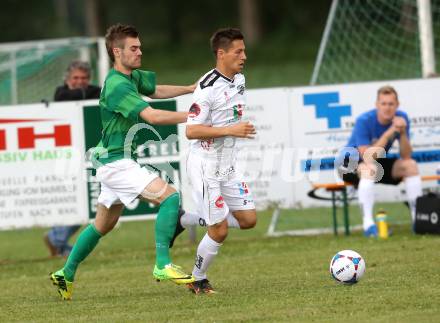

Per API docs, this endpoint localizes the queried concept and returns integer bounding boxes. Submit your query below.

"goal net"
[0,37,108,106]
[311,0,440,85]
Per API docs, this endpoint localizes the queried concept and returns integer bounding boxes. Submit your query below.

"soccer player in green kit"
[50,24,195,300]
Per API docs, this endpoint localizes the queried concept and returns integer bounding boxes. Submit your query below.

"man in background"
[54,60,101,101]
[340,85,422,237]
[50,24,195,301]
[184,28,257,294]
[43,60,101,257]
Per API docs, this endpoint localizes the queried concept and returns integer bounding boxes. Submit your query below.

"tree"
[239,0,261,46]
[84,0,101,36]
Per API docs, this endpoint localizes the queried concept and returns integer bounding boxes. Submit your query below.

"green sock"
[155,192,180,269]
[62,224,102,281]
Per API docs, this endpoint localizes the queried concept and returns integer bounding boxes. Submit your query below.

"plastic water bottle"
[375,209,389,239]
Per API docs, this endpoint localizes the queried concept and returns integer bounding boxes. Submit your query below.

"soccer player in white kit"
[184,28,257,294]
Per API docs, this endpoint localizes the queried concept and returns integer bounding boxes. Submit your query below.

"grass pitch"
[1,202,439,322]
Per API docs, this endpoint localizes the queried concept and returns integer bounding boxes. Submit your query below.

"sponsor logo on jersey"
[215,196,225,208]
[215,165,235,177]
[189,103,201,118]
[224,91,230,102]
[238,182,249,195]
[243,198,254,206]
[233,104,243,120]
[237,84,245,95]
[200,138,213,150]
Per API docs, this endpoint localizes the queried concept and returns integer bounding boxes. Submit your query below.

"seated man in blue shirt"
[339,85,422,237]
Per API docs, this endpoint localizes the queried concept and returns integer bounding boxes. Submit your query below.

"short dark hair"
[105,24,139,62]
[210,28,244,57]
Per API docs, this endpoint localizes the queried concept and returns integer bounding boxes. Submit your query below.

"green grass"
[274,201,413,232]
[1,203,440,322]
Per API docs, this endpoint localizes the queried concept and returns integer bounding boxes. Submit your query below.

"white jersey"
[187,69,246,174]
[186,69,255,219]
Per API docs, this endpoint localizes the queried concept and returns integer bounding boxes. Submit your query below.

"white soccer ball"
[329,250,366,284]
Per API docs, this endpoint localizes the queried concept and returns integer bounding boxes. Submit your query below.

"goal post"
[418,0,437,77]
[0,37,109,106]
[311,0,439,85]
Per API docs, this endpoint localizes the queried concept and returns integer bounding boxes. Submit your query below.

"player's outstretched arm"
[186,122,256,140]
[140,107,188,125]
[149,83,197,99]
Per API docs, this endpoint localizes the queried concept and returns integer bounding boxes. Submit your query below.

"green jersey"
[93,68,156,166]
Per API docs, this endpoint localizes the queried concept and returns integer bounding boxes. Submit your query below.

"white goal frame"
[0,37,109,105]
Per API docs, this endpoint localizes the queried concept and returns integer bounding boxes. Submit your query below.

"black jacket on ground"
[53,84,101,101]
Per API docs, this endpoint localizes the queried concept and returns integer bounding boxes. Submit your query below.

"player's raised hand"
[227,121,256,139]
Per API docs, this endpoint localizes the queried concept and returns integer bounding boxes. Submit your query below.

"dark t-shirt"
[54,84,101,101]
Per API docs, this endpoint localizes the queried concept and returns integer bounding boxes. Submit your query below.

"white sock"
[192,233,222,280]
[358,178,375,231]
[180,211,240,228]
[404,175,422,222]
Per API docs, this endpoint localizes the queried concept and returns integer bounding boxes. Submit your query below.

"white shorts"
[96,159,158,208]
[187,152,255,226]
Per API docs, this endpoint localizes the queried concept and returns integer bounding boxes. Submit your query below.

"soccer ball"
[329,250,366,284]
